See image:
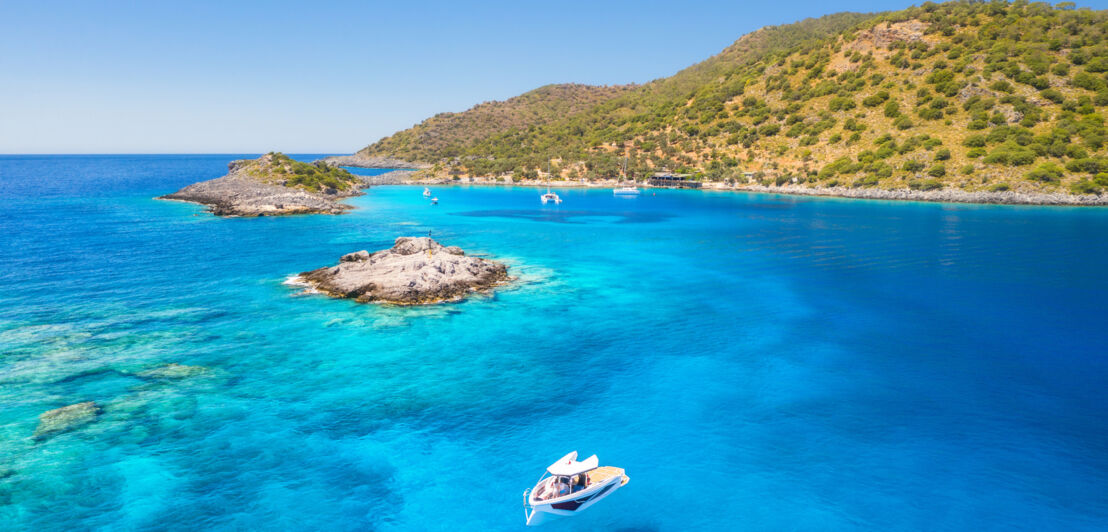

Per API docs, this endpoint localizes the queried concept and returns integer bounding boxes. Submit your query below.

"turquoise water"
[1,154,1107,530]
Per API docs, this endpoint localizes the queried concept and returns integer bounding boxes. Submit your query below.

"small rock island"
[159,152,364,216]
[295,237,509,305]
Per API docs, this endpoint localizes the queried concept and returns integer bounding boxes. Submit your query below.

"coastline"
[320,154,429,169]
[398,176,1108,207]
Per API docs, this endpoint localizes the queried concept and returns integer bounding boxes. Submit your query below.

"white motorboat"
[423,187,432,197]
[540,188,562,205]
[522,451,629,526]
[430,197,438,205]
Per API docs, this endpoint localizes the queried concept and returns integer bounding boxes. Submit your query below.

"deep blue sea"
[1,154,1107,530]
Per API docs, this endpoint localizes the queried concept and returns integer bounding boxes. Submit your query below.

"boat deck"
[587,466,627,486]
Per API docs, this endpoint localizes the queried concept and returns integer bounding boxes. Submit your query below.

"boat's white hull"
[524,473,627,526]
[613,188,640,196]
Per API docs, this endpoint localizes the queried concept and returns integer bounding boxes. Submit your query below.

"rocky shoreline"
[159,153,368,216]
[358,169,418,185]
[319,153,429,169]
[294,237,509,305]
[737,184,1108,206]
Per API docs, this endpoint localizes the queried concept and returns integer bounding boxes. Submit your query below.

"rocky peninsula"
[319,153,429,170]
[295,237,509,305]
[159,152,366,216]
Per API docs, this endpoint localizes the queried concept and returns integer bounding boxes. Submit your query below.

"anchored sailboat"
[613,158,640,196]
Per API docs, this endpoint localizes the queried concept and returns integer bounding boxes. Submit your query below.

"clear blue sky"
[2,0,1105,154]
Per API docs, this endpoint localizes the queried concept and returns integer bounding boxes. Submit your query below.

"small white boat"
[423,187,432,197]
[522,451,629,526]
[540,188,562,205]
[430,197,438,205]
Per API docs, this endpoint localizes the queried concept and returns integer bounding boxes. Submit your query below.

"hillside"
[359,83,634,164]
[359,1,1108,196]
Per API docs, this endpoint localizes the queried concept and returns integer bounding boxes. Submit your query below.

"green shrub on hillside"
[863,91,891,107]
[1041,89,1064,104]
[903,160,925,172]
[1026,163,1064,182]
[1070,179,1102,194]
[963,135,987,147]
[884,100,901,118]
[909,178,944,191]
[256,153,359,192]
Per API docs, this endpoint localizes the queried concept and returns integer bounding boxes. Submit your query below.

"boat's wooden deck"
[587,466,627,486]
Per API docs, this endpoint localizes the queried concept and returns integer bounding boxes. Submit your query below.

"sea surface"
[1,154,1107,531]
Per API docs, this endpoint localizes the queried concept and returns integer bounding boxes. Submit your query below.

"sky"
[2,0,1106,154]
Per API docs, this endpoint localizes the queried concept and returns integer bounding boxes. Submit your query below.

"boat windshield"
[534,474,590,501]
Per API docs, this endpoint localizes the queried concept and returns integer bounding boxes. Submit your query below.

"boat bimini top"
[546,451,598,477]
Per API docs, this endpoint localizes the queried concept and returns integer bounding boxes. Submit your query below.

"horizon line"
[0,152,354,156]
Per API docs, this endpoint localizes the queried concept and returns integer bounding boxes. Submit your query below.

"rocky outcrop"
[956,84,996,103]
[296,237,509,305]
[319,154,430,169]
[846,20,929,55]
[159,153,365,216]
[996,104,1024,124]
[33,402,100,441]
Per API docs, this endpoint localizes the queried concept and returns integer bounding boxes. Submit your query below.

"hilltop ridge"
[354,83,635,166]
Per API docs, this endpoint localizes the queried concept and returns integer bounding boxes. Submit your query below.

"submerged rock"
[137,363,209,380]
[33,402,101,441]
[297,237,509,305]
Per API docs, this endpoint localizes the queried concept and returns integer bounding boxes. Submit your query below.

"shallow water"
[1,155,1107,530]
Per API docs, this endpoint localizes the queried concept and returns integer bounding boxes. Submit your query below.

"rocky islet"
[296,237,510,305]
